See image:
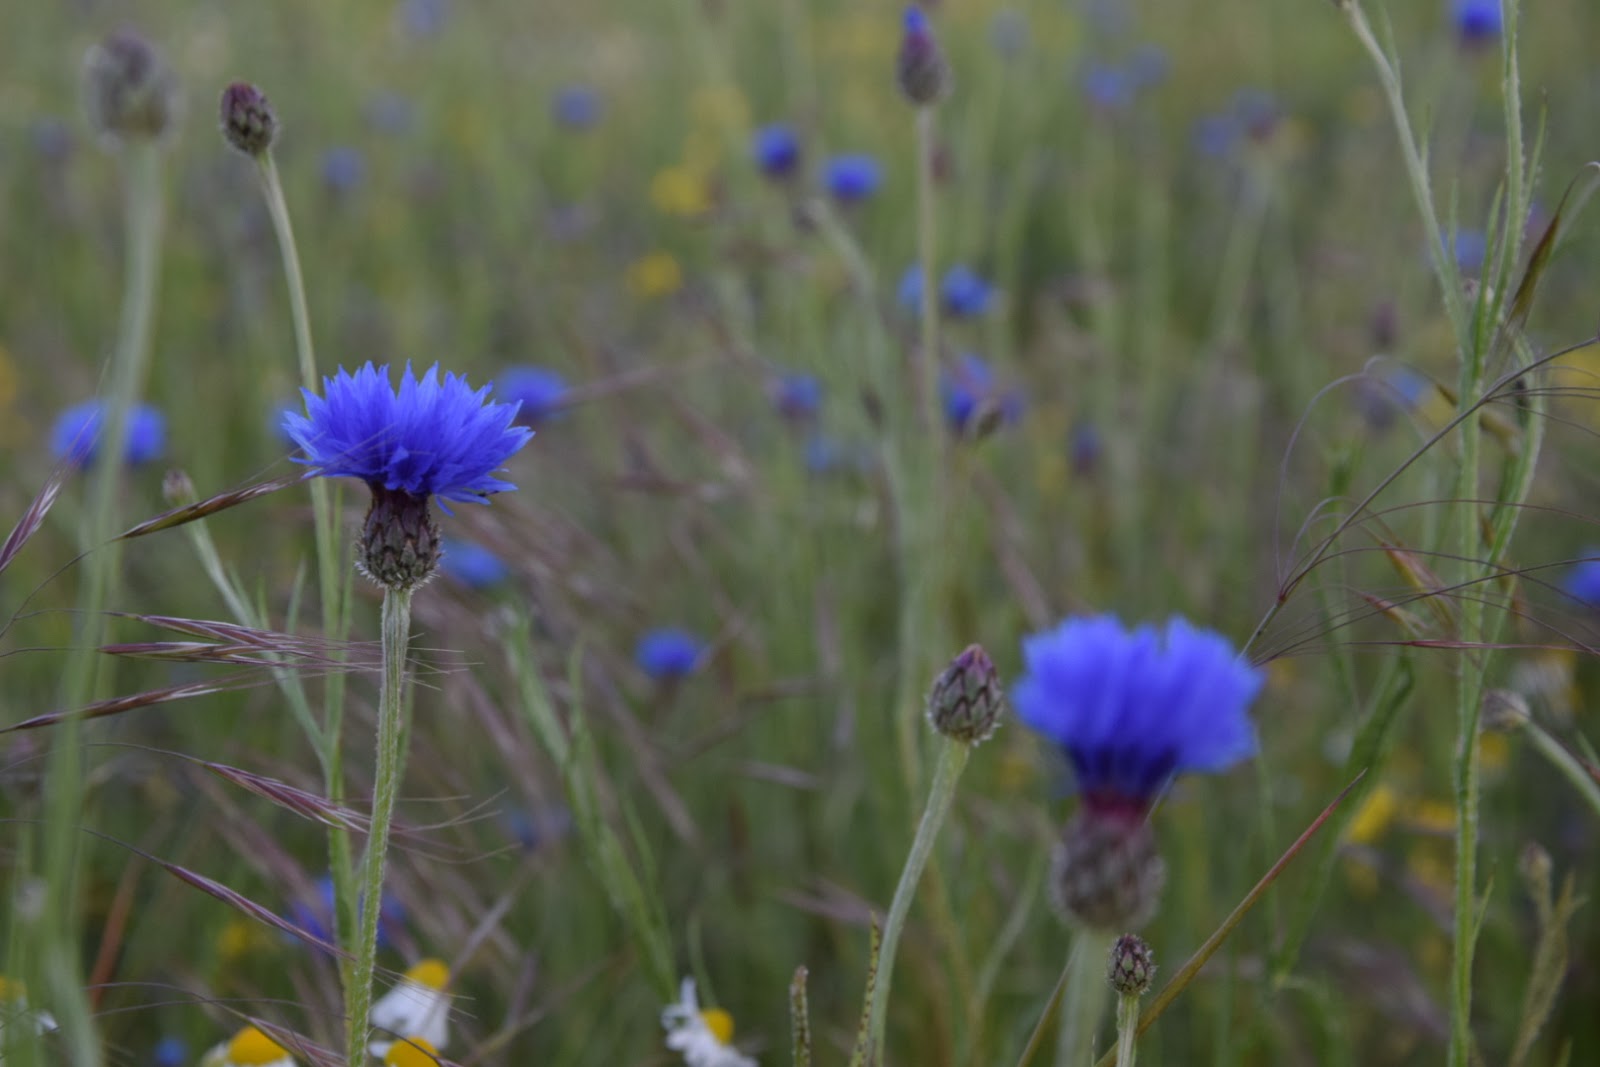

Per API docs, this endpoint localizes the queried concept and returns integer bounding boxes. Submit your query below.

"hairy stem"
[1113,993,1141,1067]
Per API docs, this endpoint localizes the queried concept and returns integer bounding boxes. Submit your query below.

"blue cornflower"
[635,628,705,680]
[1081,62,1132,111]
[398,0,452,37]
[285,363,532,588]
[440,538,509,589]
[287,874,405,950]
[1445,229,1488,275]
[152,1036,188,1067]
[50,400,166,467]
[899,266,995,318]
[1070,421,1102,476]
[824,154,882,203]
[365,91,416,136]
[1014,615,1264,811]
[770,372,823,422]
[1127,44,1170,90]
[1453,0,1502,44]
[1561,553,1600,611]
[941,353,1023,435]
[284,362,532,507]
[320,146,366,193]
[752,123,801,179]
[553,84,603,131]
[497,365,569,426]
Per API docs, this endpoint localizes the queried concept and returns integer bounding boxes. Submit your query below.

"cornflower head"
[752,123,801,179]
[319,145,366,194]
[897,6,951,105]
[1560,552,1600,612]
[823,154,882,203]
[82,28,179,147]
[219,82,277,157]
[283,362,532,590]
[439,538,510,589]
[661,978,757,1067]
[940,353,1023,438]
[636,628,705,680]
[285,873,405,949]
[153,1036,189,1067]
[368,959,451,1060]
[769,371,823,422]
[50,400,166,467]
[899,265,994,318]
[1453,0,1502,45]
[553,84,603,130]
[497,365,569,426]
[202,1025,295,1067]
[1014,615,1264,929]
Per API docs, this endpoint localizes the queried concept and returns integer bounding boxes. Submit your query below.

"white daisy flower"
[661,977,757,1067]
[198,1025,297,1067]
[369,958,451,1059]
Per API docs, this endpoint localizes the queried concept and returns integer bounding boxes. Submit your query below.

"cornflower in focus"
[50,400,166,467]
[1014,615,1264,928]
[661,978,757,1067]
[283,362,532,590]
[636,627,705,680]
[368,959,452,1059]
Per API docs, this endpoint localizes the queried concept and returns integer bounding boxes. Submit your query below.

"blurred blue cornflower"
[287,874,405,950]
[899,265,995,318]
[283,362,533,509]
[320,146,366,194]
[824,154,882,203]
[398,0,452,37]
[1070,422,1103,477]
[1444,229,1488,275]
[497,365,569,426]
[769,372,823,422]
[752,123,801,179]
[151,1036,188,1067]
[1127,44,1169,90]
[1191,89,1281,159]
[635,628,705,680]
[553,84,603,131]
[1014,615,1264,811]
[440,538,510,589]
[941,353,1023,435]
[1453,0,1502,44]
[1560,553,1600,611]
[50,401,166,467]
[1081,62,1133,111]
[364,91,415,136]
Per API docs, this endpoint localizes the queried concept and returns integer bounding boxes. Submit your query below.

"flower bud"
[83,28,179,146]
[220,82,278,156]
[1050,808,1166,931]
[162,468,197,507]
[1106,933,1155,996]
[897,7,950,107]
[926,644,1005,744]
[358,486,441,591]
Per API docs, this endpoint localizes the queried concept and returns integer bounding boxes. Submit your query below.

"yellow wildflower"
[627,253,683,299]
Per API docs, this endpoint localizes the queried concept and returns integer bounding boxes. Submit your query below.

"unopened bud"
[220,82,278,156]
[1107,933,1155,996]
[162,468,196,507]
[927,644,1005,744]
[358,486,441,591]
[83,29,179,145]
[897,7,951,106]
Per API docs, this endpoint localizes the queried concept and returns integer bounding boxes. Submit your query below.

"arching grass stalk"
[345,586,414,1067]
[855,738,971,1066]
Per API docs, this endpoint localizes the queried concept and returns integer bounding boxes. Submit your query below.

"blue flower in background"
[1561,553,1600,611]
[152,1036,188,1067]
[365,91,416,136]
[940,353,1022,434]
[824,154,882,203]
[1127,44,1169,90]
[440,538,510,589]
[497,365,569,426]
[770,372,823,422]
[1453,0,1502,44]
[1070,422,1103,476]
[320,146,366,194]
[1445,229,1488,275]
[553,84,603,130]
[398,0,452,38]
[51,401,166,467]
[636,628,705,680]
[283,363,533,507]
[753,123,801,178]
[1014,615,1264,810]
[287,874,405,951]
[1081,62,1133,110]
[899,266,995,318]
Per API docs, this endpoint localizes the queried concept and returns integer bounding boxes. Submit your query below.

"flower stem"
[1113,993,1140,1067]
[1056,930,1113,1067]
[346,586,414,1067]
[859,738,971,1065]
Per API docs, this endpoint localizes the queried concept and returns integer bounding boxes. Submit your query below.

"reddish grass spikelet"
[2,679,231,733]
[115,472,306,541]
[0,468,69,578]
[195,759,371,832]
[156,858,348,959]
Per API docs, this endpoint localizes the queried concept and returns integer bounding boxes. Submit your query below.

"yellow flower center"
[384,1036,439,1066]
[404,958,450,990]
[227,1025,290,1064]
[700,1008,734,1045]
[0,976,24,1002]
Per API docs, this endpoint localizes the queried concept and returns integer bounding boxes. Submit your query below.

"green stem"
[346,586,414,1067]
[254,149,360,992]
[1113,994,1140,1067]
[858,739,971,1065]
[915,105,941,441]
[1056,931,1113,1067]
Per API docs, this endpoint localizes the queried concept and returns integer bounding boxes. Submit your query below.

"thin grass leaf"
[2,679,233,733]
[0,467,69,578]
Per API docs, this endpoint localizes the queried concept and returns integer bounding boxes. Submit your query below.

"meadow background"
[3,0,1600,1063]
